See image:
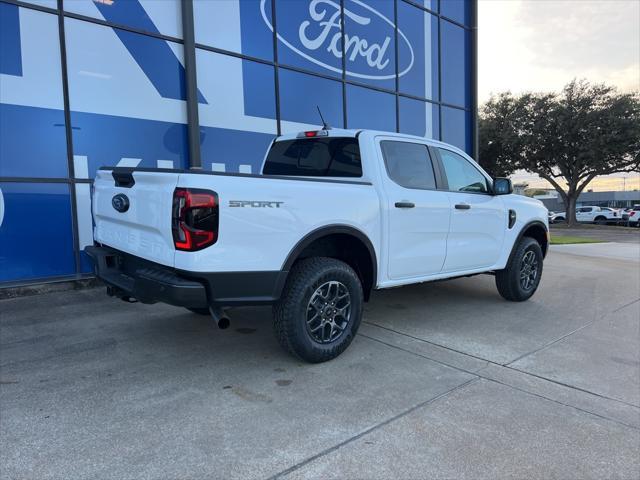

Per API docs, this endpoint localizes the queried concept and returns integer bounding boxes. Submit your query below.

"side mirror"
[493,178,513,195]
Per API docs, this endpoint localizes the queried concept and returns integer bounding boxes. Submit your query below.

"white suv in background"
[628,206,640,227]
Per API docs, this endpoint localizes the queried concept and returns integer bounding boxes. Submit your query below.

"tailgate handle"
[112,170,135,188]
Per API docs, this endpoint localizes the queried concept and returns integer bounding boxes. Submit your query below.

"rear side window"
[380,141,437,190]
[262,137,362,177]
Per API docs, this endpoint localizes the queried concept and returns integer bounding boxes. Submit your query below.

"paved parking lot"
[1,244,639,479]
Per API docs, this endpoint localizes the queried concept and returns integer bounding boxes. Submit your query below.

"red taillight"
[172,188,219,251]
[304,131,317,137]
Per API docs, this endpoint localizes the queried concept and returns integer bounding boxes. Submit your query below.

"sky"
[477,0,640,191]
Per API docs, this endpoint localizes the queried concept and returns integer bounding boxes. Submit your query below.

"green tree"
[479,80,640,225]
[477,92,522,177]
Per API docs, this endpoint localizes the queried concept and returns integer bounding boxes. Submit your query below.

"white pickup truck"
[550,206,621,224]
[86,128,549,362]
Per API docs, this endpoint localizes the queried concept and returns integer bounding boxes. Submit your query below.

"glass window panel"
[0,7,67,178]
[399,96,439,139]
[196,50,276,173]
[441,20,470,108]
[278,69,344,128]
[18,0,57,9]
[194,0,273,61]
[199,127,274,174]
[398,2,438,100]
[65,18,190,177]
[197,49,277,129]
[407,0,439,12]
[424,0,439,12]
[441,106,471,154]
[346,84,395,132]
[0,183,75,282]
[439,148,489,193]
[440,0,470,26]
[381,141,436,190]
[343,0,396,90]
[64,0,182,38]
[275,0,342,78]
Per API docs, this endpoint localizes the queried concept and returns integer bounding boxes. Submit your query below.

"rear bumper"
[85,245,288,307]
[85,245,209,308]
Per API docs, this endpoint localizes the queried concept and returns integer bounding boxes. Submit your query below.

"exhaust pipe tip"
[217,317,230,329]
[209,305,230,329]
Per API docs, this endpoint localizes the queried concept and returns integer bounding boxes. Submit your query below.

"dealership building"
[0,0,476,285]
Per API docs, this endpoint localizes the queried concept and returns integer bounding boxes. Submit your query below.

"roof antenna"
[317,106,331,130]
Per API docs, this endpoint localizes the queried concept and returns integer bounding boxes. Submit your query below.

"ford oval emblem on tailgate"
[112,193,130,213]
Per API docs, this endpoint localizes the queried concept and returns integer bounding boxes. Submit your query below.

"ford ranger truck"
[86,129,549,363]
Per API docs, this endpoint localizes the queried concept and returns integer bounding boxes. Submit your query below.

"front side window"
[380,141,437,190]
[262,137,361,177]
[438,148,490,194]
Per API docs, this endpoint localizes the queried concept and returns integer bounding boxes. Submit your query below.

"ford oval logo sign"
[260,0,414,80]
[112,193,130,213]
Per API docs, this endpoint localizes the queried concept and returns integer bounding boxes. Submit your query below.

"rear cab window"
[380,141,437,190]
[262,137,362,177]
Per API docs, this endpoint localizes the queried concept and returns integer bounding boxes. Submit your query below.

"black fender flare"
[506,220,549,265]
[280,224,378,295]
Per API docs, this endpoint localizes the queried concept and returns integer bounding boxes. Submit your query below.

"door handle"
[455,203,471,210]
[395,201,415,209]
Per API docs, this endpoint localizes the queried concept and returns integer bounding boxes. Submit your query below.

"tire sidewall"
[513,238,543,300]
[289,262,363,360]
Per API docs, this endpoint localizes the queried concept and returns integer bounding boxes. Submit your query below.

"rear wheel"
[273,257,363,363]
[594,216,607,225]
[496,237,543,302]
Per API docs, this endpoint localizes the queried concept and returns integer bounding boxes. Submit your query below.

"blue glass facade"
[0,0,476,285]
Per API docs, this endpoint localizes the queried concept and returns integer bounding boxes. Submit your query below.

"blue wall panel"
[279,69,344,127]
[70,111,190,177]
[442,106,471,153]
[0,104,68,178]
[441,20,471,108]
[346,85,396,131]
[0,3,22,76]
[441,0,471,26]
[0,183,76,282]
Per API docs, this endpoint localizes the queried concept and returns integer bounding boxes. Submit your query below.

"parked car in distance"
[86,128,549,363]
[576,206,620,225]
[549,211,566,224]
[628,206,640,227]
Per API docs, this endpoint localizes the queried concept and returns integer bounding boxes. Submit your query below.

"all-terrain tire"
[273,257,363,363]
[495,237,543,302]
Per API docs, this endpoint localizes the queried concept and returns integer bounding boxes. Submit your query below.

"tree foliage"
[478,80,640,225]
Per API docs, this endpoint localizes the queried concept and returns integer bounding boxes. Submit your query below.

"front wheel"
[495,237,543,302]
[273,257,363,363]
[594,216,607,225]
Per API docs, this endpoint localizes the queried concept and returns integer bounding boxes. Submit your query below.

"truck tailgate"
[93,169,179,267]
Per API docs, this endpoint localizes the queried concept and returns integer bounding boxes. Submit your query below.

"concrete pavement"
[1,247,639,479]
[550,241,640,261]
